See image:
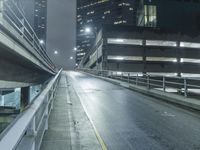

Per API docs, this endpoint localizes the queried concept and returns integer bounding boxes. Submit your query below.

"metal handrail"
[0,69,62,150]
[79,68,200,98]
[0,0,55,71]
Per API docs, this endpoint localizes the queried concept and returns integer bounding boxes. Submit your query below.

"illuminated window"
[180,42,200,49]
[107,38,143,45]
[146,40,177,47]
[144,5,157,27]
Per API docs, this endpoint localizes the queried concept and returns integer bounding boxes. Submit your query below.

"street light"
[85,27,91,33]
[39,40,44,44]
[54,50,58,55]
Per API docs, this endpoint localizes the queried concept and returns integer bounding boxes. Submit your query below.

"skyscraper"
[17,0,47,45]
[76,0,139,64]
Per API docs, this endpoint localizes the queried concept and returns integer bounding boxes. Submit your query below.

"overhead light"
[173,59,177,62]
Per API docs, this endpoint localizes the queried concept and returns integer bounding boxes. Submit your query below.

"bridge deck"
[66,71,200,150]
[41,71,200,150]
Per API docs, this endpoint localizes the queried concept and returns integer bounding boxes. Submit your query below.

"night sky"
[47,0,76,70]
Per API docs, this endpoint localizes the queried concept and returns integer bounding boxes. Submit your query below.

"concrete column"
[0,94,4,106]
[20,86,30,111]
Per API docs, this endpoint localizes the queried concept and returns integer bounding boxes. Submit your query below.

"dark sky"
[47,0,76,70]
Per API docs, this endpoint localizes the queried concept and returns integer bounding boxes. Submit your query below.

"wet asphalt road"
[68,71,200,150]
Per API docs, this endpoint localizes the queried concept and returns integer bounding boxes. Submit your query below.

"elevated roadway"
[67,71,200,150]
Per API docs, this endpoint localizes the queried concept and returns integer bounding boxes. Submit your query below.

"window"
[144,5,157,27]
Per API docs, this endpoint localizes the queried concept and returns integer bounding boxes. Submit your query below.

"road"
[67,71,200,150]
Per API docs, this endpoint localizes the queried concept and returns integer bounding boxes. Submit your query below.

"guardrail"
[0,69,62,150]
[79,69,200,98]
[0,0,55,72]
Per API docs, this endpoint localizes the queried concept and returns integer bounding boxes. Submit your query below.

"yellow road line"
[68,75,107,150]
[78,94,107,150]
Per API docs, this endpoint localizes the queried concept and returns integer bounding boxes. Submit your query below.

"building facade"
[17,0,48,45]
[76,0,139,64]
[81,25,200,77]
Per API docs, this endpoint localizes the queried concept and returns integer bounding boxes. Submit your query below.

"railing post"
[147,75,150,89]
[128,73,130,83]
[136,74,138,85]
[163,76,166,92]
[184,78,187,97]
[20,18,25,37]
[26,116,36,150]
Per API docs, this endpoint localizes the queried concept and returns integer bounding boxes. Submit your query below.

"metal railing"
[79,69,200,99]
[0,69,62,150]
[0,0,55,72]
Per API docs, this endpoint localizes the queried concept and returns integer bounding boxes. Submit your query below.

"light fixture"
[39,40,44,44]
[115,39,124,43]
[116,56,124,60]
[180,58,184,63]
[85,27,91,33]
[70,56,73,60]
[173,59,177,62]
[54,50,58,55]
[74,47,77,51]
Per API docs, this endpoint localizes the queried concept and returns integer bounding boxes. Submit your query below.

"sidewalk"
[40,72,101,150]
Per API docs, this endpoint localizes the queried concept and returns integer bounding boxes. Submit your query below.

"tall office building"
[17,0,48,45]
[76,0,139,64]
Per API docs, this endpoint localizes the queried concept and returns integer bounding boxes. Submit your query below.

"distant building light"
[146,40,177,47]
[115,39,124,43]
[107,38,142,45]
[180,42,200,49]
[74,47,77,51]
[70,56,73,60]
[173,59,177,62]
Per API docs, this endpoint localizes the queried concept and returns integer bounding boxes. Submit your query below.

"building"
[137,0,200,33]
[34,0,48,45]
[80,25,200,77]
[16,0,48,45]
[76,0,139,64]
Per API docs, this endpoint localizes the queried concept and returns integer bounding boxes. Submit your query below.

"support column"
[20,87,30,111]
[0,91,4,106]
